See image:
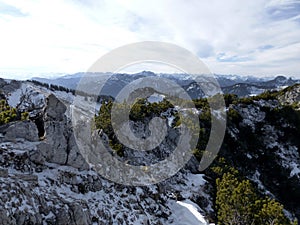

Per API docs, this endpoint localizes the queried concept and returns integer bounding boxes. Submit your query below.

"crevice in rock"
[65,135,70,165]
[33,115,45,138]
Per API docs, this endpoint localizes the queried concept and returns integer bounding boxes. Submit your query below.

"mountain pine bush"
[0,99,28,125]
[216,171,297,225]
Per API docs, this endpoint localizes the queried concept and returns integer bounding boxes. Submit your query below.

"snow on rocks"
[7,83,46,118]
[235,104,265,131]
[147,93,165,103]
[167,199,210,225]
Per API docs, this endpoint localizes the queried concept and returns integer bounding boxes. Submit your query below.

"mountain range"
[32,72,299,99]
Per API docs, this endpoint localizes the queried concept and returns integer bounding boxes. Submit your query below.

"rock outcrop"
[278,84,300,108]
[1,120,39,142]
[35,94,89,169]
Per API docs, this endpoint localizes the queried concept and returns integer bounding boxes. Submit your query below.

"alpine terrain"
[0,73,299,225]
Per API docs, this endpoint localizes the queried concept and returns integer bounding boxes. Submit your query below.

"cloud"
[0,0,299,78]
[0,1,27,17]
[118,0,300,76]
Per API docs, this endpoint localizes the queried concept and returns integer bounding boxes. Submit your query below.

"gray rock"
[14,212,28,225]
[66,134,89,170]
[70,204,91,225]
[13,174,38,183]
[38,94,88,169]
[56,209,71,225]
[44,120,68,163]
[0,210,16,225]
[0,168,8,178]
[37,142,67,165]
[279,84,300,107]
[38,95,69,165]
[2,120,39,142]
[0,79,21,94]
[29,149,45,165]
[45,94,67,121]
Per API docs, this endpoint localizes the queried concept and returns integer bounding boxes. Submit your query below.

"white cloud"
[0,0,299,78]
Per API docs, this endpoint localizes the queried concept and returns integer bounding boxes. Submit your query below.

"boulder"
[2,120,39,142]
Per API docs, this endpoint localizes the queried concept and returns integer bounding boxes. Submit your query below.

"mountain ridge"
[31,72,299,98]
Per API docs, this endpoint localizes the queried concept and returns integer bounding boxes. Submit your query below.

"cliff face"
[0,79,299,224]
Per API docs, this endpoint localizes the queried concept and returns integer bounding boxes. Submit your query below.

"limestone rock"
[0,168,8,178]
[70,204,92,225]
[39,94,88,169]
[43,118,68,157]
[2,120,39,142]
[45,94,67,121]
[29,148,45,165]
[56,209,72,225]
[37,142,67,165]
[66,133,89,170]
[278,84,300,107]
[0,210,16,225]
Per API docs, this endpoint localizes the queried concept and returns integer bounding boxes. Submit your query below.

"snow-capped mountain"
[32,72,299,99]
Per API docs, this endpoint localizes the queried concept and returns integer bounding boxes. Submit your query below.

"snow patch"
[7,85,23,107]
[147,93,165,103]
[290,162,300,178]
[168,199,209,225]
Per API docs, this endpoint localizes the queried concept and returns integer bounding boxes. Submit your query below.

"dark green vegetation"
[193,91,299,224]
[217,172,295,225]
[30,80,113,103]
[0,98,29,125]
[95,86,300,224]
[209,91,300,224]
[209,158,297,225]
[30,80,74,94]
[94,98,180,156]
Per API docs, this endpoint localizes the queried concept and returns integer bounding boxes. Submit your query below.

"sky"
[0,0,299,79]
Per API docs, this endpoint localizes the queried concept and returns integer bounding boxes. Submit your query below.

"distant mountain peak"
[274,75,288,81]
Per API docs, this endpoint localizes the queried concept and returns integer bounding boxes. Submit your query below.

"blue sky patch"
[258,44,274,51]
[266,1,300,21]
[217,53,252,62]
